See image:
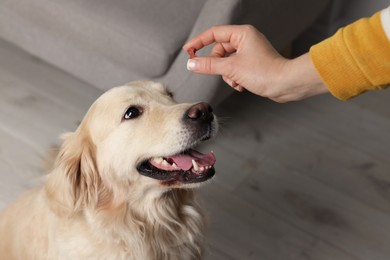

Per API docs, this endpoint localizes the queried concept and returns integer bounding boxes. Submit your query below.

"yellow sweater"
[310,6,390,100]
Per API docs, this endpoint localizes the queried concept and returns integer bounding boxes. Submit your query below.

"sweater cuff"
[309,10,390,100]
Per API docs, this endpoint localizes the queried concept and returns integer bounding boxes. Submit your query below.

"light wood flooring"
[1,37,390,260]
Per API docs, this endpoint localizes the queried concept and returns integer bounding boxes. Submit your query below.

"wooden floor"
[1,37,390,260]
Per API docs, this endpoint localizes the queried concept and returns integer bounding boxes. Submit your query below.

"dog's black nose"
[185,102,214,124]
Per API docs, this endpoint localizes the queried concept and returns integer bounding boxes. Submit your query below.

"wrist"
[281,53,329,101]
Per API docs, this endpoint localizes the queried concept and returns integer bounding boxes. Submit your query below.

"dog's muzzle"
[137,102,217,186]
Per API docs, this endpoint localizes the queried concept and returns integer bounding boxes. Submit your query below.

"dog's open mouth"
[137,149,216,185]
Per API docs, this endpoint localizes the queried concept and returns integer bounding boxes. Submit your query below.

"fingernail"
[187,59,197,71]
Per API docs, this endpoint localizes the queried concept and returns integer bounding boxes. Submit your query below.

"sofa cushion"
[0,0,205,81]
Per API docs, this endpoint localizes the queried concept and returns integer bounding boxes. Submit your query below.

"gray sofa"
[0,0,330,104]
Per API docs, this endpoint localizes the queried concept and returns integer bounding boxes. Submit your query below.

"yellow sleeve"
[309,9,390,100]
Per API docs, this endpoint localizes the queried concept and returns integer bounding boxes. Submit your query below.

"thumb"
[186,57,227,75]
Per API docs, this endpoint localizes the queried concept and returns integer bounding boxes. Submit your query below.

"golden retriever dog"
[0,81,218,260]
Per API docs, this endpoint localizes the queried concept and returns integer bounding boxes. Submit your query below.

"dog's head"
[45,81,218,215]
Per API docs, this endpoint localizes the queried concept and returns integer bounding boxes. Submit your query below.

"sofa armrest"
[159,0,242,104]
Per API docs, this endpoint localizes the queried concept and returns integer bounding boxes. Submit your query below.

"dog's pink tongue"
[169,149,216,171]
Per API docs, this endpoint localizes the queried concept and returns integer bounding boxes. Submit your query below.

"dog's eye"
[123,106,142,120]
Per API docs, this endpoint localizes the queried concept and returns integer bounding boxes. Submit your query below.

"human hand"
[183,25,328,102]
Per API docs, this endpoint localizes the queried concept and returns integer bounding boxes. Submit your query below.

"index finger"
[183,25,244,52]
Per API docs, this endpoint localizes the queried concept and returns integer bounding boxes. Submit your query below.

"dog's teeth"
[153,157,163,164]
[192,159,199,171]
[199,166,205,172]
[162,160,169,166]
[172,163,178,169]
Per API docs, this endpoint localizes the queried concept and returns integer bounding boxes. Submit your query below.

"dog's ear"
[45,132,103,216]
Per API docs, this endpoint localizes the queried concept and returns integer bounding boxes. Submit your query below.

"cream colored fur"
[0,81,215,260]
